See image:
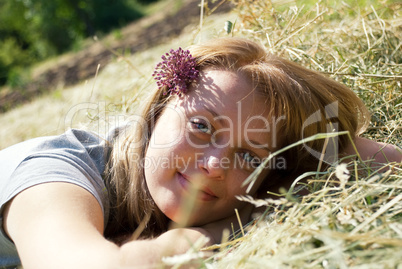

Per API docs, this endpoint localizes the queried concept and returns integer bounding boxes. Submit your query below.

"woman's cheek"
[150,115,185,149]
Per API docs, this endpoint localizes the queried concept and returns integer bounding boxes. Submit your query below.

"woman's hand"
[198,202,255,244]
[120,227,213,267]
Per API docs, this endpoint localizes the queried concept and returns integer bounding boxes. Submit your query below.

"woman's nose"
[198,155,225,180]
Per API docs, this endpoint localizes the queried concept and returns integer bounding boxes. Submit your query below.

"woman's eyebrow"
[248,140,270,153]
[204,105,218,117]
[204,106,229,126]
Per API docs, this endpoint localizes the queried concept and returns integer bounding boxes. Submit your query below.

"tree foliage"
[0,0,144,86]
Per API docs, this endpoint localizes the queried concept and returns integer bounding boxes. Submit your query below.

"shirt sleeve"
[4,153,109,218]
[1,130,110,225]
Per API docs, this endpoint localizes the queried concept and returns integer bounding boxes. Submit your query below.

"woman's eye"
[240,152,261,167]
[190,119,212,134]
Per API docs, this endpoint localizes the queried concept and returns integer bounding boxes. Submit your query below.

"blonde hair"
[104,37,370,238]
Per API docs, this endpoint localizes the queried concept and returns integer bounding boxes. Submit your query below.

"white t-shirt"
[0,129,111,267]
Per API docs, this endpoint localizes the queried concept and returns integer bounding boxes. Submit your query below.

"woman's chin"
[167,209,208,227]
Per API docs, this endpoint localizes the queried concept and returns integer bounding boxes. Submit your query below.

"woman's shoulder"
[1,128,108,160]
[0,128,111,228]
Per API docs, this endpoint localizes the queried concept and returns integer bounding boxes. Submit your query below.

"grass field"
[2,0,401,268]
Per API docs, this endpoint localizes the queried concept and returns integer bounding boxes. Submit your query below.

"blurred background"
[0,0,153,88]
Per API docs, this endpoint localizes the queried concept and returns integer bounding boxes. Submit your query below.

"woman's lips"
[177,172,218,201]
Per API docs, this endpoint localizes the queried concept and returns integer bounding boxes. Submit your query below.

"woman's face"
[144,69,278,226]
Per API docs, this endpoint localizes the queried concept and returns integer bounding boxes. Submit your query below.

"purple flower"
[152,48,199,96]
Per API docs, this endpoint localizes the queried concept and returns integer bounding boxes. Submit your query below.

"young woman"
[0,38,400,268]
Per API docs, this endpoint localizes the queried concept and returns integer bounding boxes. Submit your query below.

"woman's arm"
[3,182,119,268]
[344,137,402,168]
[3,182,212,269]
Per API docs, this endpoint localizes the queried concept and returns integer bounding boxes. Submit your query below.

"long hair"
[104,37,370,238]
[189,38,369,187]
[103,86,172,238]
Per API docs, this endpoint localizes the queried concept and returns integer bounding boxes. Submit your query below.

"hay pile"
[207,164,402,268]
[164,0,402,267]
